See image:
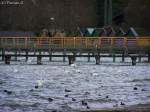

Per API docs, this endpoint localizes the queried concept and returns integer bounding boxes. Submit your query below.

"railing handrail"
[0,37,150,49]
[0,36,150,39]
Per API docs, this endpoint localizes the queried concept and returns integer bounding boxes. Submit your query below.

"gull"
[37,80,44,87]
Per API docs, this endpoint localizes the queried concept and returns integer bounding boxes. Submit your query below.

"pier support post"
[122,53,125,62]
[113,54,116,62]
[88,53,90,62]
[5,55,11,64]
[131,56,137,66]
[25,51,28,62]
[2,49,5,61]
[73,52,76,61]
[138,55,142,63]
[37,56,42,65]
[49,52,52,62]
[68,55,75,65]
[14,51,17,61]
[34,50,36,55]
[63,52,66,62]
[95,55,100,65]
[148,53,150,63]
[39,51,41,55]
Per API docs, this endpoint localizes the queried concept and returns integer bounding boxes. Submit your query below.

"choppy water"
[0,58,150,112]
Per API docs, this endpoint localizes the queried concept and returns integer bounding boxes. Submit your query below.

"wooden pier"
[0,37,150,65]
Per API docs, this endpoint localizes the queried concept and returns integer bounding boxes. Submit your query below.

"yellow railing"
[0,37,150,49]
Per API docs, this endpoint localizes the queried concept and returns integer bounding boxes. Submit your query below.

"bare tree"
[125,0,150,30]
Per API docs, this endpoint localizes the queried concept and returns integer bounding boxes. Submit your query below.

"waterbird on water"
[106,95,109,98]
[133,87,138,90]
[35,85,39,89]
[81,100,88,106]
[65,94,69,97]
[91,72,99,76]
[86,105,90,109]
[120,102,125,105]
[65,89,71,92]
[37,80,44,87]
[34,80,44,89]
[72,98,76,101]
[4,90,12,95]
[141,89,146,91]
[13,69,19,73]
[70,63,77,67]
[48,98,53,102]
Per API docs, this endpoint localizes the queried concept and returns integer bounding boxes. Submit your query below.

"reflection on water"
[0,61,150,112]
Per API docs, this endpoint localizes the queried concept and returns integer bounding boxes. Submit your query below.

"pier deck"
[0,37,150,65]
